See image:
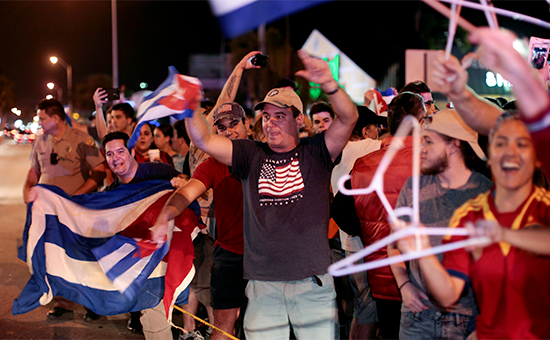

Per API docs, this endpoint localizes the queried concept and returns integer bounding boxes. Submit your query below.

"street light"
[49,56,73,115]
[11,107,21,116]
[46,82,63,102]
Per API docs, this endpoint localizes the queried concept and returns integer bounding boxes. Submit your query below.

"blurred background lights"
[30,122,39,133]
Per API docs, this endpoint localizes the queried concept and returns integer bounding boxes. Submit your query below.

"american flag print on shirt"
[258,155,304,206]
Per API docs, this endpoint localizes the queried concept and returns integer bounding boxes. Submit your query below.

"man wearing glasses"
[400,80,438,116]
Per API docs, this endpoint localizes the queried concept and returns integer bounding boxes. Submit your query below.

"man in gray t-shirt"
[390,109,492,339]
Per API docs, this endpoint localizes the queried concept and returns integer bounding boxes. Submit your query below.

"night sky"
[1,0,550,118]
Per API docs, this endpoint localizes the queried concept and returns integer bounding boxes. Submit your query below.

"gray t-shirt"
[231,133,338,281]
[396,171,492,315]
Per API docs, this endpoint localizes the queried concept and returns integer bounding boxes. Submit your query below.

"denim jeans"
[399,308,475,340]
[345,250,378,324]
[244,274,338,340]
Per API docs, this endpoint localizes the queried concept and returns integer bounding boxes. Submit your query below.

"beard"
[421,153,449,176]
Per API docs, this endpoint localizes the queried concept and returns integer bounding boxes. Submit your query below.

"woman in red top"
[133,123,174,168]
[399,112,550,339]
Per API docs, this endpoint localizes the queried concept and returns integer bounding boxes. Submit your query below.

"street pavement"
[0,139,145,340]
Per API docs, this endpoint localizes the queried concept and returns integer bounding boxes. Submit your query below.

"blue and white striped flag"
[209,0,332,39]
[128,66,202,150]
[13,181,200,319]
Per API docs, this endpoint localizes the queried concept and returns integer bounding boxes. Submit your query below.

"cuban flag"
[128,66,202,150]
[369,88,395,117]
[13,181,200,321]
[209,0,333,39]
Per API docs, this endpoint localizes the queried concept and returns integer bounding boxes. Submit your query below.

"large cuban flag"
[128,66,202,150]
[209,0,333,39]
[13,181,200,320]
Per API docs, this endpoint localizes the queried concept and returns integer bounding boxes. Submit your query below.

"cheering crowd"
[21,27,550,340]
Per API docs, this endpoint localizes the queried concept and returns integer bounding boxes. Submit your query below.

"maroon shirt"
[193,157,244,255]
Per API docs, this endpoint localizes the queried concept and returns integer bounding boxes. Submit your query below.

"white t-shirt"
[331,138,381,252]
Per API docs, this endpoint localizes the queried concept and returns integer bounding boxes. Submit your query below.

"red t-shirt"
[192,157,244,255]
[443,187,550,339]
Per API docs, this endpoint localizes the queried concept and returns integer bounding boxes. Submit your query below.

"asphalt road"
[0,139,145,340]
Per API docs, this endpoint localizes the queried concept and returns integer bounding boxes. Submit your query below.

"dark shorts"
[190,233,215,307]
[210,245,248,310]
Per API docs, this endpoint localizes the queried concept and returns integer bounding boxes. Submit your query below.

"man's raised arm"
[295,50,358,161]
[431,51,502,135]
[93,88,109,140]
[203,51,262,127]
[185,94,233,166]
[468,28,550,119]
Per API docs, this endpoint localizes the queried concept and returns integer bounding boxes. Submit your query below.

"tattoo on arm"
[226,75,237,99]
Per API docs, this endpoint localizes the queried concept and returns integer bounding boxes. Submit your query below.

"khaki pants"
[141,302,173,340]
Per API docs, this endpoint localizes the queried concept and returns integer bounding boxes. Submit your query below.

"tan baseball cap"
[423,109,486,160]
[254,88,303,114]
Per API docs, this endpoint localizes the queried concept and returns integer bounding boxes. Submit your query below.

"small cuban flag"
[209,0,333,39]
[128,66,202,150]
[369,88,395,117]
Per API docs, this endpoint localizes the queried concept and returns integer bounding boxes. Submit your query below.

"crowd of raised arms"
[24,28,550,340]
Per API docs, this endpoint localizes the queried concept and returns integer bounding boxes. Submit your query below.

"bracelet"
[399,280,411,290]
[325,86,340,95]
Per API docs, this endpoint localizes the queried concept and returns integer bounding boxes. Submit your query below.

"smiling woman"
[488,112,540,203]
[400,111,550,339]
[133,123,174,168]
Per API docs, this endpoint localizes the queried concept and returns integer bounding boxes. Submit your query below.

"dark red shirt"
[193,157,244,255]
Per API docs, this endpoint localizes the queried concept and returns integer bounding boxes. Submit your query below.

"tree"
[0,74,17,127]
[73,73,113,116]
[0,74,17,114]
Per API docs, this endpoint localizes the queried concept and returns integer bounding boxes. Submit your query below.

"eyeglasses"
[424,100,434,106]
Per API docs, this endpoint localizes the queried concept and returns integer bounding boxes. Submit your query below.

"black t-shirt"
[231,133,340,281]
